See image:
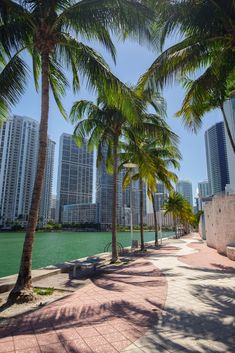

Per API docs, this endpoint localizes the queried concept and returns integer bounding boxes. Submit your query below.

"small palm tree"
[139,0,235,144]
[121,133,180,249]
[164,192,193,238]
[2,0,153,303]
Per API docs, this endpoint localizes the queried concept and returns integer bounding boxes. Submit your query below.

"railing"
[104,241,125,254]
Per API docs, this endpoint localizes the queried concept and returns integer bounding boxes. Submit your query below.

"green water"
[0,230,174,278]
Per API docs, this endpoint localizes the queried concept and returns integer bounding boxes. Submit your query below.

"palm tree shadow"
[142,282,235,352]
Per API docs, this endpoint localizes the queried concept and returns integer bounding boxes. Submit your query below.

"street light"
[123,163,137,246]
[155,192,164,245]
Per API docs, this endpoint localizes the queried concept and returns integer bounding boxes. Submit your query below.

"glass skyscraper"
[224,98,235,194]
[96,147,123,229]
[57,133,93,222]
[205,121,230,195]
[176,180,193,207]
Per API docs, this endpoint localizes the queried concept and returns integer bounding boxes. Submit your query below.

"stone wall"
[204,194,235,255]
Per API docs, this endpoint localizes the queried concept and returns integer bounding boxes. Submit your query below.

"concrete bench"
[226,245,235,261]
[72,256,100,278]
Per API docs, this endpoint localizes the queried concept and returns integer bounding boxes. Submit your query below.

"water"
[0,230,174,278]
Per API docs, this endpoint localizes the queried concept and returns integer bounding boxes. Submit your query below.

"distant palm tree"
[139,0,235,144]
[2,0,153,303]
[164,192,193,238]
[121,133,180,249]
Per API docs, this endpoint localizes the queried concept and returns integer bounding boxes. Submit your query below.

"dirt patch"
[0,288,71,320]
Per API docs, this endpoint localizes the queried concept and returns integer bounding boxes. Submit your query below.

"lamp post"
[155,192,164,245]
[123,163,137,246]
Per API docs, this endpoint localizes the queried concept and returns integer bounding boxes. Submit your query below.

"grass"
[33,287,54,296]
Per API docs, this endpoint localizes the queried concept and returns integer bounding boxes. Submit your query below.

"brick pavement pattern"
[122,234,235,353]
[0,258,167,353]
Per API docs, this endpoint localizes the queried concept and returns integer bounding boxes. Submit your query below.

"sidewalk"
[0,234,234,353]
[123,234,235,353]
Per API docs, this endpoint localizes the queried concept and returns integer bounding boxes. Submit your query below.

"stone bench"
[71,256,100,278]
[226,245,235,261]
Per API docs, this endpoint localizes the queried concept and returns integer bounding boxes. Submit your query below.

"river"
[0,230,174,277]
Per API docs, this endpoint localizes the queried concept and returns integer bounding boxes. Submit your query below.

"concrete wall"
[204,194,235,255]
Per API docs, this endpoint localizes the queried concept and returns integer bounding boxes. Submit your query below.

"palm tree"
[164,192,193,238]
[138,0,235,143]
[0,54,28,125]
[148,150,180,245]
[176,76,235,154]
[70,97,143,263]
[2,0,153,303]
[121,133,180,249]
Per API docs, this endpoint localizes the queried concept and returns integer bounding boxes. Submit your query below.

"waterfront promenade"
[0,234,234,353]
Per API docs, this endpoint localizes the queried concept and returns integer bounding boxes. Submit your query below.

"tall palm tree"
[147,146,180,245]
[70,97,142,263]
[139,0,235,143]
[2,0,153,303]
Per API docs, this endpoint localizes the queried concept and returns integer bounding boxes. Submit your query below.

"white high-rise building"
[224,98,235,194]
[57,133,94,222]
[176,180,193,207]
[0,115,55,227]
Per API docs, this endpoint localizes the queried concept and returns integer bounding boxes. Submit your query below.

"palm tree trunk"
[151,193,158,246]
[8,52,50,303]
[139,178,144,251]
[173,215,177,238]
[111,134,119,263]
[220,104,235,154]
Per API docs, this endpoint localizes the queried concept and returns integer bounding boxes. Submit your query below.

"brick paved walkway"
[178,242,235,272]
[1,235,234,353]
[0,259,167,353]
[123,234,235,353]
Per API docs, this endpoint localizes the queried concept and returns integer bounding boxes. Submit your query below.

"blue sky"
[12,38,222,198]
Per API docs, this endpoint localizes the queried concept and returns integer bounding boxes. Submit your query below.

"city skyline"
[13,39,223,198]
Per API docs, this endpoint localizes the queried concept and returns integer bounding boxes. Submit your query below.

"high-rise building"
[153,182,169,211]
[96,147,123,229]
[176,180,193,207]
[121,173,147,226]
[205,121,230,195]
[224,98,235,194]
[49,194,57,221]
[63,203,97,224]
[57,133,93,222]
[39,138,55,224]
[198,180,210,198]
[0,115,55,227]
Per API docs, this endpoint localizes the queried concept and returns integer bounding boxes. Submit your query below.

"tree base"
[110,257,119,264]
[7,288,36,304]
[140,247,147,252]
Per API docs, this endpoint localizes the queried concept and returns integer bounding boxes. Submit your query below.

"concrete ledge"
[0,268,61,293]
[226,245,235,261]
[0,251,109,293]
